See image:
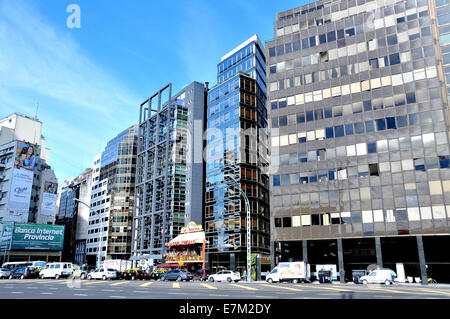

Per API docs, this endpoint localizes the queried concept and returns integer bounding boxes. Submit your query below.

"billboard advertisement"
[6,141,37,223]
[40,181,58,217]
[10,223,64,251]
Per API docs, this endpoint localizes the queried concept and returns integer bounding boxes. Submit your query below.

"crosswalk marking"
[139,282,153,287]
[372,287,409,294]
[200,283,218,290]
[110,281,128,286]
[261,284,302,291]
[301,285,353,292]
[173,282,180,288]
[230,284,258,291]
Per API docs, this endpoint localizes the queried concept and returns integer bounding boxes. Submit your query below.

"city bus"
[1,261,46,271]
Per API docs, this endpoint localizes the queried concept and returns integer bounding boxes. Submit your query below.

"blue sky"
[0,0,306,183]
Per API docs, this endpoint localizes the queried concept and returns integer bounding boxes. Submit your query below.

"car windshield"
[107,269,115,272]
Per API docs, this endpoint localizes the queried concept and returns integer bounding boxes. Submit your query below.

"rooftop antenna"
[34,102,39,120]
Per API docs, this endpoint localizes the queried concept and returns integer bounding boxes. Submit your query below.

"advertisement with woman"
[14,141,36,171]
[40,181,58,217]
[6,141,37,223]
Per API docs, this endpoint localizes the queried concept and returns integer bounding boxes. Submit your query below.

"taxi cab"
[121,268,148,280]
[150,268,168,280]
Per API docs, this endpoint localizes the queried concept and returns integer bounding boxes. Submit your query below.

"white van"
[360,269,396,285]
[39,262,73,279]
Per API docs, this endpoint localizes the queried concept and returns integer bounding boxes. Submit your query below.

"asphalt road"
[1,278,450,299]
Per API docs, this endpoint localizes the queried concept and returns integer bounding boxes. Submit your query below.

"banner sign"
[0,222,14,251]
[6,141,37,223]
[10,223,65,250]
[40,181,58,217]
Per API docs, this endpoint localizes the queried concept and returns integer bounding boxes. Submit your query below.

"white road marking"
[109,296,126,299]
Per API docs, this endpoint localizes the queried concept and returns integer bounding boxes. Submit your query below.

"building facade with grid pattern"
[267,0,450,283]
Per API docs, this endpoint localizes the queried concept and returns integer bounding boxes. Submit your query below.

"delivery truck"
[102,259,132,272]
[265,262,311,283]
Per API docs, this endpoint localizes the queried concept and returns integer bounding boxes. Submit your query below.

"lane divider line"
[139,282,153,287]
[173,282,180,288]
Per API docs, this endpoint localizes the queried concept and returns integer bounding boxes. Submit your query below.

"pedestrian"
[390,270,397,284]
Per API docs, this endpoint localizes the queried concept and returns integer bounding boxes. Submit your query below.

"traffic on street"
[1,277,449,299]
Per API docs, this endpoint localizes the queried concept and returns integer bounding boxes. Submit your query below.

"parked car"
[39,262,73,279]
[72,265,96,279]
[161,269,193,281]
[193,269,211,281]
[0,268,11,279]
[208,270,241,282]
[150,268,168,280]
[9,266,39,279]
[87,268,117,280]
[360,269,396,285]
[121,269,146,280]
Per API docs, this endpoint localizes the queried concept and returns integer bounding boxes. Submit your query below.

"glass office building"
[267,0,450,283]
[205,35,271,273]
[132,82,207,265]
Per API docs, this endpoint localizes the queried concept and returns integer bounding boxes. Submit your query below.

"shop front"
[158,222,206,273]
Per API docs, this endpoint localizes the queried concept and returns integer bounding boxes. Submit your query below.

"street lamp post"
[223,170,251,282]
[73,198,102,268]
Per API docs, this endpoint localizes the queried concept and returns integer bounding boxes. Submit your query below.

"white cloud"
[0,0,141,181]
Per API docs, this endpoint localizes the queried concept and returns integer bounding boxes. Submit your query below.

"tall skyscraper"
[132,82,207,266]
[267,0,450,283]
[205,35,270,274]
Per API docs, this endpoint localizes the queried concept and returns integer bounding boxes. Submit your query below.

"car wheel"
[227,277,232,283]
[9,275,13,280]
[209,277,214,282]
[362,280,368,285]
[88,275,92,280]
[162,276,166,281]
[81,273,86,280]
[177,276,182,282]
[131,275,135,281]
[40,274,44,279]
[384,280,391,286]
[20,275,25,280]
[102,275,107,281]
[292,279,299,284]
[267,278,273,283]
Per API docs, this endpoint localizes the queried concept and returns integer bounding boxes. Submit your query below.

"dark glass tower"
[205,35,270,274]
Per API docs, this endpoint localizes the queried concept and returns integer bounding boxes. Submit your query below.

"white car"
[87,268,117,280]
[208,270,241,282]
[360,269,396,285]
[0,268,11,279]
[39,262,73,279]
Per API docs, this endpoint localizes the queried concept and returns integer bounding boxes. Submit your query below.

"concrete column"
[375,237,383,268]
[337,238,345,283]
[256,254,261,281]
[230,253,236,271]
[302,240,308,264]
[270,240,276,270]
[416,236,428,286]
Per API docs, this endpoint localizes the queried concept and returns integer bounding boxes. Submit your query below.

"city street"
[0,279,449,299]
